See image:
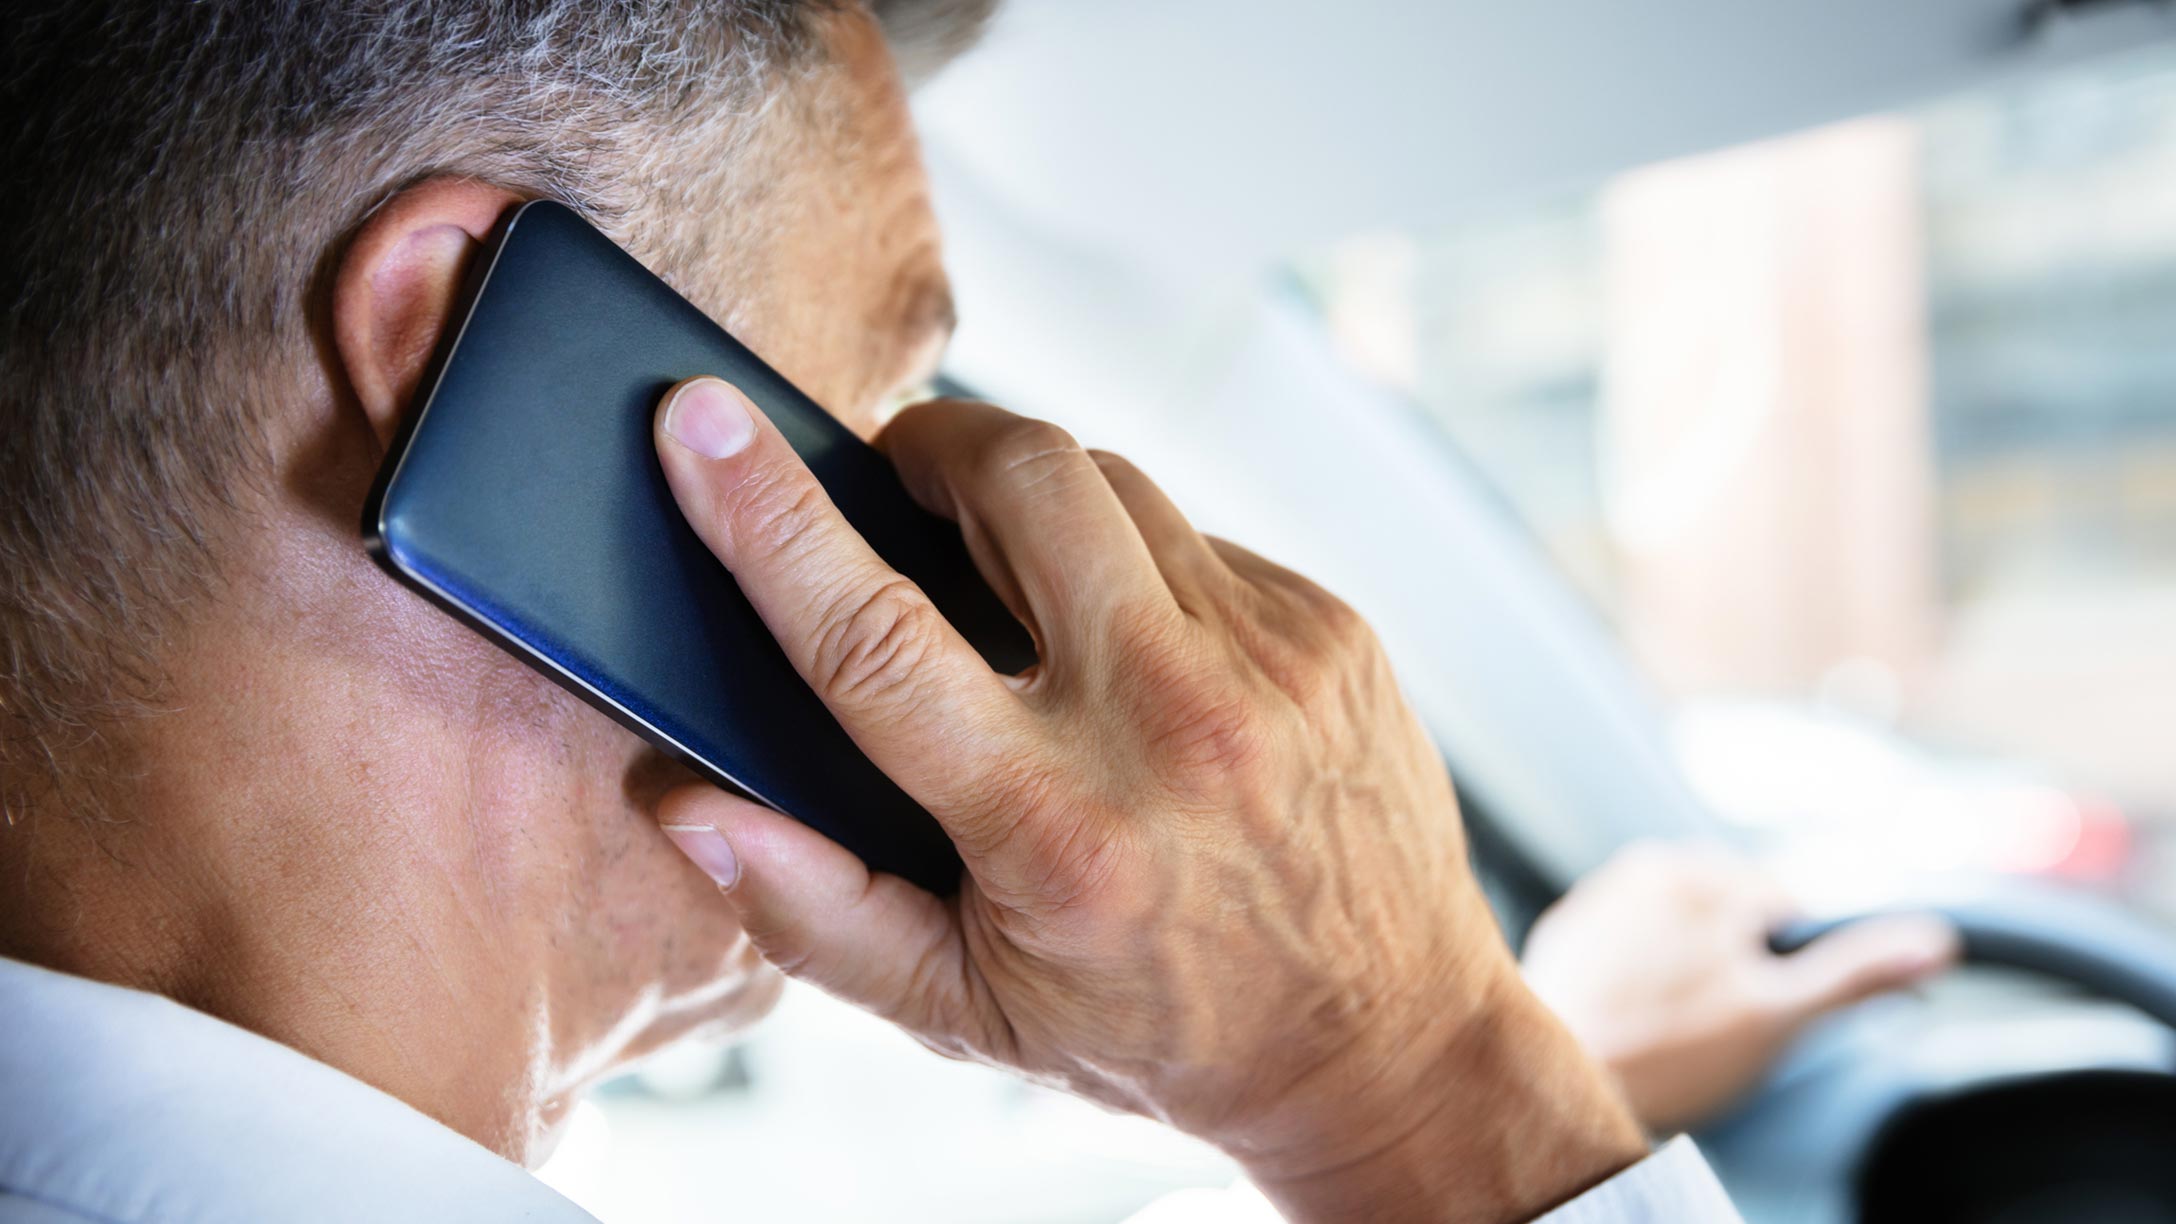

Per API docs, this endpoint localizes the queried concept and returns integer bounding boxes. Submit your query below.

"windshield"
[1291,45,2176,926]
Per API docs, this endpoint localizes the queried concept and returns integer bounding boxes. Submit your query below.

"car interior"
[533,2,2176,1220]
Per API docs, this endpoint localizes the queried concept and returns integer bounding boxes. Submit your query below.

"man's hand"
[648,377,1647,1223]
[1522,842,1959,1134]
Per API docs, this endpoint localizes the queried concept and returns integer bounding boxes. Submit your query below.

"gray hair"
[0,0,993,819]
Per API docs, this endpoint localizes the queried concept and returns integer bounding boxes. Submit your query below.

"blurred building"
[1302,44,2176,826]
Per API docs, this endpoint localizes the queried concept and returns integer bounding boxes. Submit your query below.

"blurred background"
[543,3,2176,1220]
[1294,63,2176,909]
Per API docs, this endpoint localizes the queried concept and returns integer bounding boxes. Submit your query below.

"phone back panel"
[365,200,1032,894]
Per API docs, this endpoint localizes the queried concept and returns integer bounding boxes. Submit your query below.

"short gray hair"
[0,0,992,818]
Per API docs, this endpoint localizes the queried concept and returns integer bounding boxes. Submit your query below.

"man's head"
[0,0,986,1159]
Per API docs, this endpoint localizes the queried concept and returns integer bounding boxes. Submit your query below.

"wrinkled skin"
[650,378,1650,1223]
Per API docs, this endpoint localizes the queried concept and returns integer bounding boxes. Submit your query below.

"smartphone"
[363,200,1033,894]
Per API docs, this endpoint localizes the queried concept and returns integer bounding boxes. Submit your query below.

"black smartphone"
[363,200,1034,894]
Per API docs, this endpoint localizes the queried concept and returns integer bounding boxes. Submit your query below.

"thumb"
[656,783,975,1038]
[1770,913,1961,1026]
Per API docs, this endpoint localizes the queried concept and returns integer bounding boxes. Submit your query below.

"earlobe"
[333,178,524,448]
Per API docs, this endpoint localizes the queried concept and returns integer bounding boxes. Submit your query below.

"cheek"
[463,689,769,1023]
[456,672,662,901]
[301,568,651,926]
[272,399,767,1011]
[587,822,754,984]
[466,688,756,979]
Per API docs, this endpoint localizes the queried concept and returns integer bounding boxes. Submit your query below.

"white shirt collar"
[0,956,594,1223]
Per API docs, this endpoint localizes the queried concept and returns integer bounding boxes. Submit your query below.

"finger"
[1204,533,1368,646]
[1204,534,1331,601]
[653,377,1037,822]
[657,784,979,1039]
[1206,534,1283,580]
[1767,913,1960,1025]
[1085,449,1229,609]
[878,399,1180,654]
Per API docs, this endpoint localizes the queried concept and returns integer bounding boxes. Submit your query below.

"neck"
[0,705,564,1161]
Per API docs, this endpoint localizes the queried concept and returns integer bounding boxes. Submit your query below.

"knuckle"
[1141,667,1272,778]
[1105,588,1187,658]
[754,938,816,980]
[943,757,1133,916]
[1295,582,1371,655]
[725,467,830,564]
[808,577,944,711]
[1233,580,1382,710]
[739,913,817,977]
[1086,448,1141,485]
[946,758,1061,859]
[1293,590,1384,688]
[977,418,1087,489]
[1011,812,1130,919]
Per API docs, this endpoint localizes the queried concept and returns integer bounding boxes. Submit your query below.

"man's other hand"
[647,377,1648,1224]
[1522,842,1960,1134]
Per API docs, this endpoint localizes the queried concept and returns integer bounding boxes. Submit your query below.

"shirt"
[0,958,1741,1223]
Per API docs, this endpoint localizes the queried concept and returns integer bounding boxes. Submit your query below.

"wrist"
[1234,962,1649,1224]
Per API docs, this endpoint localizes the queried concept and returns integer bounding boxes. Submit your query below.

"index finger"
[652,376,1040,836]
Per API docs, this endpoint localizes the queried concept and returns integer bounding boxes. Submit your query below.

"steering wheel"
[1769,886,2176,1028]
[1767,887,2176,1223]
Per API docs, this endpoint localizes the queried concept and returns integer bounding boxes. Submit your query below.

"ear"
[334,178,524,449]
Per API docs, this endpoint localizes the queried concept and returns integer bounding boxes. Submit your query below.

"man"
[0,3,1951,1220]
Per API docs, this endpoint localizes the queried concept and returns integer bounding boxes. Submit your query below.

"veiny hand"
[1521,842,1959,1134]
[648,377,1647,1223]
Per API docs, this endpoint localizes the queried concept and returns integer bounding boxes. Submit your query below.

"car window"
[1291,44,2176,927]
